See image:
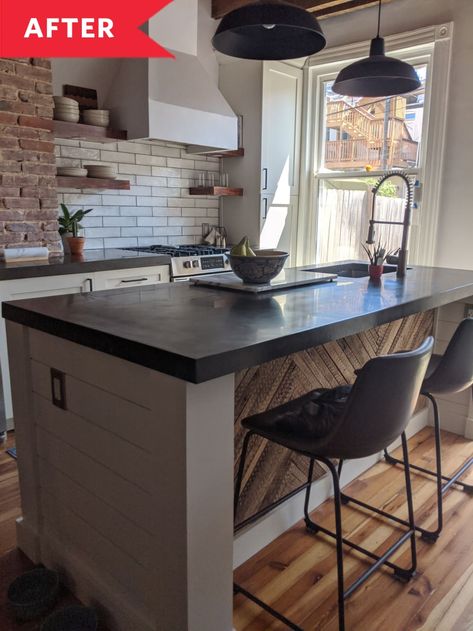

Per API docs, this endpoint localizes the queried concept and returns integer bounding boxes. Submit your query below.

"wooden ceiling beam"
[212,0,380,20]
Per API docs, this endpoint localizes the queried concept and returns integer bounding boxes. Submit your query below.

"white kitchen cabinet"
[0,265,169,424]
[219,60,302,256]
[93,265,169,290]
[261,62,302,197]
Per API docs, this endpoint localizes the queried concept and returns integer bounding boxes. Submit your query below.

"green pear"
[244,237,256,256]
[230,236,248,256]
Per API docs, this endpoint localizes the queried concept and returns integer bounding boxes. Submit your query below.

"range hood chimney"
[105,0,238,150]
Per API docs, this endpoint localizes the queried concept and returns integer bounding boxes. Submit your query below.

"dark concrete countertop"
[0,249,171,281]
[3,264,473,383]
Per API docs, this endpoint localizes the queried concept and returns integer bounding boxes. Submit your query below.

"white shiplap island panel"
[8,323,234,631]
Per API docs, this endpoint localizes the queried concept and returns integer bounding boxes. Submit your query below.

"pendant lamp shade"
[212,1,326,60]
[332,36,421,97]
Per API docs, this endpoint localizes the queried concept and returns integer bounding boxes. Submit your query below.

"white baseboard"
[233,406,429,568]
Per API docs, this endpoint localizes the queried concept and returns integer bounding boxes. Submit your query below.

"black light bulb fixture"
[211,0,326,61]
[332,0,421,97]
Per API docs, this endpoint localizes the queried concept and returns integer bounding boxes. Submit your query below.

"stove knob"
[192,260,200,268]
[183,260,192,269]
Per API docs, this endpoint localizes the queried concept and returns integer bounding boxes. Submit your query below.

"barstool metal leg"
[400,431,417,577]
[328,459,346,631]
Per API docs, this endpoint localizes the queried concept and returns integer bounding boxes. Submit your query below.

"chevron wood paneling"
[234,310,434,526]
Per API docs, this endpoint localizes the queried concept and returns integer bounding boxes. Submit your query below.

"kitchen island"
[4,264,473,631]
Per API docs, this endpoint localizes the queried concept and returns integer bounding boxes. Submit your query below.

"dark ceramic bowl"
[8,568,60,621]
[229,250,289,284]
[41,606,98,631]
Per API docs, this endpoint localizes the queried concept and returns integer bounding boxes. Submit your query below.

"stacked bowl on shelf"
[53,97,80,123]
[56,167,88,178]
[84,164,117,179]
[82,109,110,127]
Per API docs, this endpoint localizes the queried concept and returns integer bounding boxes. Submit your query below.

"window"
[315,65,426,263]
[295,25,453,268]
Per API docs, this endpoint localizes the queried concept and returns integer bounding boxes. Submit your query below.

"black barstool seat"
[242,385,351,455]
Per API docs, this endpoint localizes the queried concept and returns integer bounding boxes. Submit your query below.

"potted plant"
[362,242,395,280]
[59,204,93,255]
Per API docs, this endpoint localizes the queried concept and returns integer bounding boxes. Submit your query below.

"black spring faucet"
[366,170,414,278]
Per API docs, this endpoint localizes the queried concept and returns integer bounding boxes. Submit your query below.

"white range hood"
[104,0,238,149]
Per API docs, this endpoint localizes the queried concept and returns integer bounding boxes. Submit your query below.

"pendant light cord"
[376,0,382,37]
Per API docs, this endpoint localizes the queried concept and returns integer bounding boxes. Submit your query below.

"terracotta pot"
[369,263,384,279]
[67,237,85,255]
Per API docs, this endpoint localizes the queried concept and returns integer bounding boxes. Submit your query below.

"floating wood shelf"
[53,120,127,143]
[189,186,243,196]
[56,176,130,190]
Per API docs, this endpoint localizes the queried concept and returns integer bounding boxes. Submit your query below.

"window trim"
[295,23,453,267]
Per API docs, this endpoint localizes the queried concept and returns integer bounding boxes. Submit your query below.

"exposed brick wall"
[0,58,60,254]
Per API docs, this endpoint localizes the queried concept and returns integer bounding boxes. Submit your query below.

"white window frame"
[295,23,453,267]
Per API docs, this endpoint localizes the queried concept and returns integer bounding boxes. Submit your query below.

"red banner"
[0,0,174,57]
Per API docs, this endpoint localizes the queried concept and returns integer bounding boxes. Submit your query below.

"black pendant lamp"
[212,1,326,60]
[333,0,420,97]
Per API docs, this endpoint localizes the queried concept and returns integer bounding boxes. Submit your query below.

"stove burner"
[122,244,229,257]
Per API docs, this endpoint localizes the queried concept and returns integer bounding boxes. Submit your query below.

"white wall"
[319,0,473,270]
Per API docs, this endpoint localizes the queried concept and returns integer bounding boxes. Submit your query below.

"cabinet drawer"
[96,265,170,290]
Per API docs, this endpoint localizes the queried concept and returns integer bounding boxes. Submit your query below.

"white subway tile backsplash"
[151,145,181,158]
[116,141,151,155]
[82,216,103,227]
[151,187,181,198]
[121,227,153,237]
[55,138,221,249]
[120,206,153,216]
[84,238,105,249]
[118,163,152,176]
[136,155,166,167]
[138,236,166,246]
[182,227,204,236]
[154,227,182,236]
[167,158,195,169]
[151,166,181,178]
[99,150,135,163]
[103,216,137,227]
[104,237,139,248]
[137,217,168,226]
[136,176,167,187]
[153,206,181,216]
[102,195,137,206]
[182,208,210,217]
[80,141,118,151]
[60,146,100,160]
[168,217,195,226]
[168,198,195,208]
[85,227,121,238]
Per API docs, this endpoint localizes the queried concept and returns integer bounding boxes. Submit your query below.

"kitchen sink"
[305,262,402,278]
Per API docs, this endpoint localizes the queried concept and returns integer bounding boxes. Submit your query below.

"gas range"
[121,244,231,280]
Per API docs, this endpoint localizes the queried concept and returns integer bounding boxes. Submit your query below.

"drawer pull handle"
[119,277,149,283]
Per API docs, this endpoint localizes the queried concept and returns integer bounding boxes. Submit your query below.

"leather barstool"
[234,337,433,631]
[360,317,473,542]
